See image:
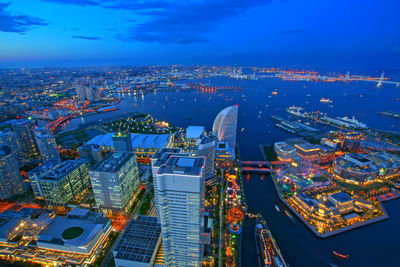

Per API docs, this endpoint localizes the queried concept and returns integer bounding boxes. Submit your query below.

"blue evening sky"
[0,0,399,69]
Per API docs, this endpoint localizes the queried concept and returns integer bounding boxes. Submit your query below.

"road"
[218,175,224,267]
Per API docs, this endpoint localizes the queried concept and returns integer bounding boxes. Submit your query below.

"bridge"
[239,160,289,173]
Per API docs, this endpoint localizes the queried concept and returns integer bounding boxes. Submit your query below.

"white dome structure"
[212,105,238,157]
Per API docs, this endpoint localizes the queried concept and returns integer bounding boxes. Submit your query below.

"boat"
[320,98,333,103]
[272,91,278,95]
[286,106,306,117]
[183,116,192,120]
[332,250,350,259]
[275,205,280,212]
[241,128,245,132]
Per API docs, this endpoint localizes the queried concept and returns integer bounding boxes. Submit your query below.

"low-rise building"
[113,216,162,267]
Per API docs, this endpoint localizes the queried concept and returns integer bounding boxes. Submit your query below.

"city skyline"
[0,0,399,68]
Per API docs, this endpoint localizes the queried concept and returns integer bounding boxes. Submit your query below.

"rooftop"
[186,126,205,139]
[158,156,205,176]
[91,152,134,172]
[152,147,181,160]
[87,133,171,149]
[40,158,87,181]
[154,152,189,167]
[330,191,353,203]
[114,216,161,264]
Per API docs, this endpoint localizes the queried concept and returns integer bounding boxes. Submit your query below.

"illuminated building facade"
[35,128,61,163]
[212,105,238,158]
[112,132,132,152]
[0,130,23,166]
[28,160,60,198]
[0,208,112,266]
[154,156,205,266]
[37,158,90,206]
[0,146,26,199]
[11,119,40,160]
[90,152,140,215]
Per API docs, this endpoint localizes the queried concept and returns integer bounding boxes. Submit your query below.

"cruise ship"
[320,98,333,103]
[286,106,306,117]
[337,116,367,129]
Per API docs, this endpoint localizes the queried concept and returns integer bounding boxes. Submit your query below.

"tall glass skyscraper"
[212,105,238,158]
[0,146,26,199]
[154,155,205,266]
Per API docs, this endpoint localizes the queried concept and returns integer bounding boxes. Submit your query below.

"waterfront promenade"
[260,145,391,239]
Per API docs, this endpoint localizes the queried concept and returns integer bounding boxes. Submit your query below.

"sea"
[62,76,400,267]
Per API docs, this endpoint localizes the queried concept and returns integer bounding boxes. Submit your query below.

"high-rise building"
[78,143,104,166]
[76,85,86,102]
[151,148,188,222]
[37,158,90,206]
[11,119,40,161]
[196,136,216,180]
[35,128,61,163]
[0,146,26,199]
[89,152,140,215]
[112,132,132,152]
[28,160,60,198]
[212,105,238,158]
[0,130,23,166]
[154,155,205,266]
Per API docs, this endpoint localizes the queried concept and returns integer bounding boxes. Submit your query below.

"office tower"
[0,146,26,199]
[89,152,140,215]
[113,216,162,267]
[151,148,188,221]
[154,155,205,266]
[78,143,104,166]
[37,158,90,206]
[35,128,61,163]
[28,160,60,198]
[85,86,94,101]
[12,119,40,160]
[112,132,132,152]
[196,136,216,180]
[212,105,238,158]
[0,130,23,166]
[76,85,86,102]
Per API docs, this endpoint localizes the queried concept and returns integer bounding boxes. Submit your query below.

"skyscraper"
[0,146,26,199]
[0,130,23,167]
[151,148,188,222]
[11,119,40,161]
[154,155,205,266]
[89,152,140,215]
[112,132,132,152]
[212,105,238,158]
[35,128,61,163]
[196,136,216,180]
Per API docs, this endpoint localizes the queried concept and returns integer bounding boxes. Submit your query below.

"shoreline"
[260,144,391,239]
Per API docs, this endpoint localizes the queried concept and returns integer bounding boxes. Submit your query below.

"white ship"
[320,98,333,103]
[286,106,306,117]
[337,116,367,129]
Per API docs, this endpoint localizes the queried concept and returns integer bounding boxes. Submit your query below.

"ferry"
[97,106,119,113]
[320,98,333,103]
[275,205,280,212]
[332,250,350,259]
